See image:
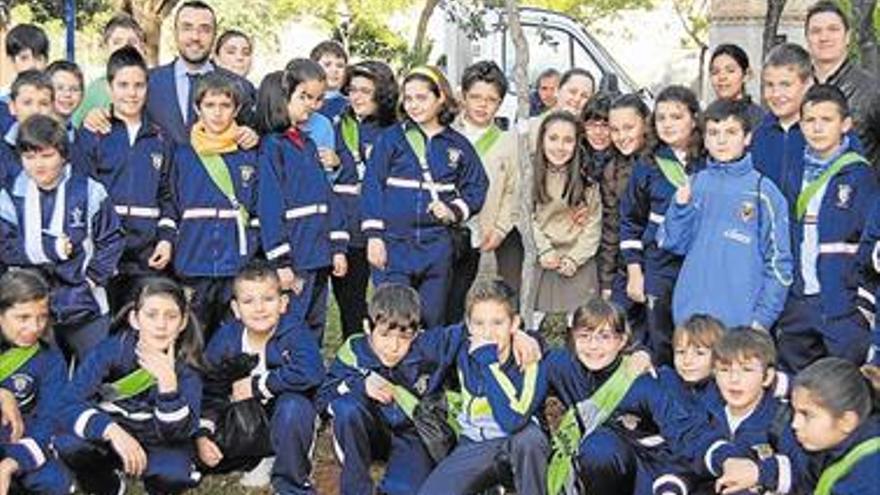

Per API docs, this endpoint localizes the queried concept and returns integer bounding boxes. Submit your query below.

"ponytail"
[795,357,876,422]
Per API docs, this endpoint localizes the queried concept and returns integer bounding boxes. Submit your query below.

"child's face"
[710,54,746,101]
[51,71,83,119]
[572,324,627,371]
[673,339,713,383]
[317,54,346,91]
[348,76,378,119]
[467,300,520,350]
[543,120,577,167]
[762,65,810,123]
[655,100,695,151]
[714,356,774,416]
[791,386,854,452]
[130,294,186,353]
[12,49,47,73]
[10,85,53,123]
[584,118,611,152]
[367,323,416,368]
[403,79,444,127]
[556,75,593,115]
[110,66,148,121]
[806,13,850,66]
[197,90,238,134]
[801,101,851,159]
[462,81,502,128]
[105,27,145,56]
[287,79,326,126]
[609,107,646,157]
[704,117,750,162]
[231,278,288,335]
[22,147,65,190]
[216,36,253,78]
[0,298,50,348]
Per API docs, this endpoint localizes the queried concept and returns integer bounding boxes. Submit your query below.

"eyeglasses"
[571,329,620,345]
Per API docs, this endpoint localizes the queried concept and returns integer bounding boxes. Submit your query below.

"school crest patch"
[836,183,852,209]
[752,443,774,460]
[69,206,85,228]
[240,165,256,184]
[150,152,163,171]
[739,200,756,223]
[10,373,35,408]
[414,374,431,395]
[447,148,462,168]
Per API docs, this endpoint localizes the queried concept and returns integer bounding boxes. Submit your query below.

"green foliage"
[345,15,410,64]
[834,0,880,61]
[5,0,106,24]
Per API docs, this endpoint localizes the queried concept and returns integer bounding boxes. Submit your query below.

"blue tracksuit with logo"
[857,202,880,365]
[546,349,708,495]
[201,317,325,494]
[165,143,259,335]
[620,147,705,365]
[318,325,467,495]
[0,343,73,494]
[360,122,488,327]
[55,330,203,494]
[258,131,348,343]
[0,165,124,360]
[774,140,879,371]
[796,415,879,495]
[658,153,793,330]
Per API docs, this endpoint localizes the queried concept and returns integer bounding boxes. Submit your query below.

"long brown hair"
[533,110,586,207]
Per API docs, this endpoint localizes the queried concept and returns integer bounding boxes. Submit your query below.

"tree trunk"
[412,0,441,66]
[117,0,181,66]
[762,0,787,59]
[853,0,879,75]
[505,0,536,325]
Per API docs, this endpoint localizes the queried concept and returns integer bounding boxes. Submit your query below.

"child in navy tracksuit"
[361,66,488,328]
[418,280,548,495]
[620,86,704,365]
[331,60,399,339]
[544,298,707,495]
[166,72,260,337]
[73,46,175,312]
[786,358,879,495]
[0,71,56,189]
[658,314,727,414]
[197,261,325,494]
[55,277,204,495]
[0,114,123,362]
[258,59,348,344]
[696,329,805,495]
[774,84,880,372]
[658,99,793,331]
[857,202,880,365]
[0,270,72,494]
[0,24,49,137]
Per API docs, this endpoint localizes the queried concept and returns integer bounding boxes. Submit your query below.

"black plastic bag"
[412,391,457,463]
[214,397,273,460]
[448,225,472,263]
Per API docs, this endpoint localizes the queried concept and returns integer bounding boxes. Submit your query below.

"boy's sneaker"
[239,456,274,488]
[78,469,125,495]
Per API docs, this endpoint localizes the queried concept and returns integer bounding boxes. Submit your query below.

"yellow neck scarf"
[190,121,239,155]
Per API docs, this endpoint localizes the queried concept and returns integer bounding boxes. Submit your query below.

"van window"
[503,23,603,91]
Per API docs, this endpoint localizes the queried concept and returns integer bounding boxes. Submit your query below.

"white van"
[439,6,649,121]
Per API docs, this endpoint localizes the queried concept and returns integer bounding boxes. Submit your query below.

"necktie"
[186,72,201,126]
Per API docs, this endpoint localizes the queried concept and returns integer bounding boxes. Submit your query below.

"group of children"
[0,0,877,493]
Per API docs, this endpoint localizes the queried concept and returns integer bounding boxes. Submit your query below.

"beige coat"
[532,171,602,267]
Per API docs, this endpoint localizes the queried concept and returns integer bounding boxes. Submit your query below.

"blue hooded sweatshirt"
[658,153,793,329]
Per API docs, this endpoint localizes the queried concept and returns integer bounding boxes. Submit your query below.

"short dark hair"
[107,45,148,83]
[102,13,145,43]
[806,0,850,32]
[174,0,216,27]
[559,68,595,91]
[194,71,241,109]
[310,40,348,63]
[400,66,458,126]
[713,327,776,369]
[284,58,327,99]
[536,68,560,85]
[215,29,252,56]
[46,60,84,89]
[233,259,281,297]
[580,92,613,123]
[801,83,850,118]
[5,24,49,60]
[10,70,54,102]
[703,98,752,134]
[368,283,421,335]
[0,269,50,314]
[710,43,751,72]
[16,114,69,159]
[764,42,812,82]
[341,60,399,127]
[461,60,508,98]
